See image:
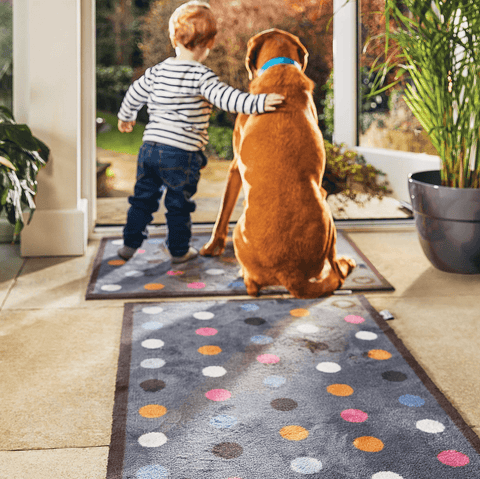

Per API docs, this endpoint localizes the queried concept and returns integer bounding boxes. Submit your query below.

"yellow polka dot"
[139,404,167,418]
[198,345,222,355]
[108,259,126,266]
[290,308,310,317]
[353,436,384,452]
[144,283,165,291]
[279,425,309,441]
[368,349,392,360]
[326,384,354,396]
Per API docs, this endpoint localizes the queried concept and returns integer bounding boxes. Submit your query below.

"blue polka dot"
[228,280,245,288]
[291,457,323,474]
[209,415,238,429]
[136,464,169,479]
[142,321,164,330]
[263,375,286,388]
[241,304,259,311]
[399,394,425,407]
[147,239,164,244]
[251,335,274,345]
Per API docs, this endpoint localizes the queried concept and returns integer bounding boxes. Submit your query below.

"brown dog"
[200,29,355,298]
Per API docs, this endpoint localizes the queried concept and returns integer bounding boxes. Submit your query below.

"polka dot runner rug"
[106,295,480,478]
[87,232,393,300]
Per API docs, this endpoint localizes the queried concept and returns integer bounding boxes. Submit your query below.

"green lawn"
[96,110,234,160]
[96,111,145,155]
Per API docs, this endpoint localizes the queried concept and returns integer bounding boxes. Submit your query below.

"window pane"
[0,0,13,110]
[358,0,436,155]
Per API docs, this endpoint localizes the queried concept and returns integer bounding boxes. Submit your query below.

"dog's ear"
[245,29,309,81]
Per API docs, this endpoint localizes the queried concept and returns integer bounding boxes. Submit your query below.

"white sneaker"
[117,245,137,260]
[171,247,198,264]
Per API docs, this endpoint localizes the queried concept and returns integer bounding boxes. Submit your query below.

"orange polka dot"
[353,436,384,452]
[290,308,310,317]
[368,349,392,360]
[198,345,222,355]
[108,259,125,266]
[139,404,167,418]
[327,384,354,396]
[144,283,165,291]
[279,425,309,441]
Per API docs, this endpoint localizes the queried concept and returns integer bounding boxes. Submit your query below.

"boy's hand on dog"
[264,94,285,112]
[118,119,136,133]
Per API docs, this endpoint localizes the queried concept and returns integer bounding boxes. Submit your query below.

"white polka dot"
[193,311,215,320]
[141,358,166,369]
[142,339,165,349]
[101,284,122,292]
[142,306,164,315]
[297,324,320,334]
[111,239,124,246]
[124,270,144,277]
[372,473,404,479]
[316,362,341,373]
[205,268,225,275]
[138,432,167,448]
[416,419,445,434]
[202,366,227,377]
[355,331,378,341]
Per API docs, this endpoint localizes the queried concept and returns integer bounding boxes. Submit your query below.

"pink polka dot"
[344,315,365,324]
[196,327,218,336]
[437,450,470,467]
[205,389,231,401]
[257,354,280,364]
[188,282,206,289]
[137,249,146,254]
[167,270,184,276]
[341,409,368,423]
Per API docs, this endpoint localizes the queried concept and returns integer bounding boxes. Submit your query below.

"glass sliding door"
[0,0,13,110]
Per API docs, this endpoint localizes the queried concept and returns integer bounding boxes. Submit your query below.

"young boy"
[117,0,284,263]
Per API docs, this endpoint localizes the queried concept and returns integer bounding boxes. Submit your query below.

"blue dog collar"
[257,57,301,76]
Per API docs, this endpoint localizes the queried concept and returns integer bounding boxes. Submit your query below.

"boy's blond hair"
[169,1,217,51]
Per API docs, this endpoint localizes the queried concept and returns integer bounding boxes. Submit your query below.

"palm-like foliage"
[0,107,50,240]
[367,0,480,188]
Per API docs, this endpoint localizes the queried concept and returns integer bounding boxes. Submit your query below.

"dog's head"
[245,29,309,81]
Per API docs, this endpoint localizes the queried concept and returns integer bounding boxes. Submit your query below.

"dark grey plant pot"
[408,170,480,274]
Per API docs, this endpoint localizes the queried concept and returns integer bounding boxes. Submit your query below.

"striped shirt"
[118,57,268,151]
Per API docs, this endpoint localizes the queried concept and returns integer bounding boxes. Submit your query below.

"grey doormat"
[107,295,480,478]
[87,232,393,300]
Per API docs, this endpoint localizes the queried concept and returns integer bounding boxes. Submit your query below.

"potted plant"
[0,106,50,242]
[366,0,480,273]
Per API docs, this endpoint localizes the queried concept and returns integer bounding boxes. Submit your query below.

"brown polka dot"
[327,384,354,396]
[198,345,222,355]
[144,283,165,291]
[368,349,392,360]
[108,259,126,266]
[279,425,309,441]
[212,442,243,459]
[140,379,166,392]
[245,317,266,326]
[271,398,298,411]
[139,404,167,418]
[353,436,384,452]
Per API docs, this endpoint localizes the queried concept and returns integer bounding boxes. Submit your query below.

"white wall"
[12,0,96,256]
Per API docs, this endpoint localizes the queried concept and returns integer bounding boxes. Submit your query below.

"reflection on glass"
[0,0,12,110]
[358,0,436,155]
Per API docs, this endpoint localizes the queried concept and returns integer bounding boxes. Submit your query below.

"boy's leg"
[122,143,164,255]
[161,148,202,258]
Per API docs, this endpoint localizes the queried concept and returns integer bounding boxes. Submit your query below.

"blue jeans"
[123,142,205,256]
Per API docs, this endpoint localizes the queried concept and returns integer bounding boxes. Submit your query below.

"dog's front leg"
[200,157,242,256]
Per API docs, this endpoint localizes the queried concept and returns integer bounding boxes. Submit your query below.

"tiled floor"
[1,228,480,478]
